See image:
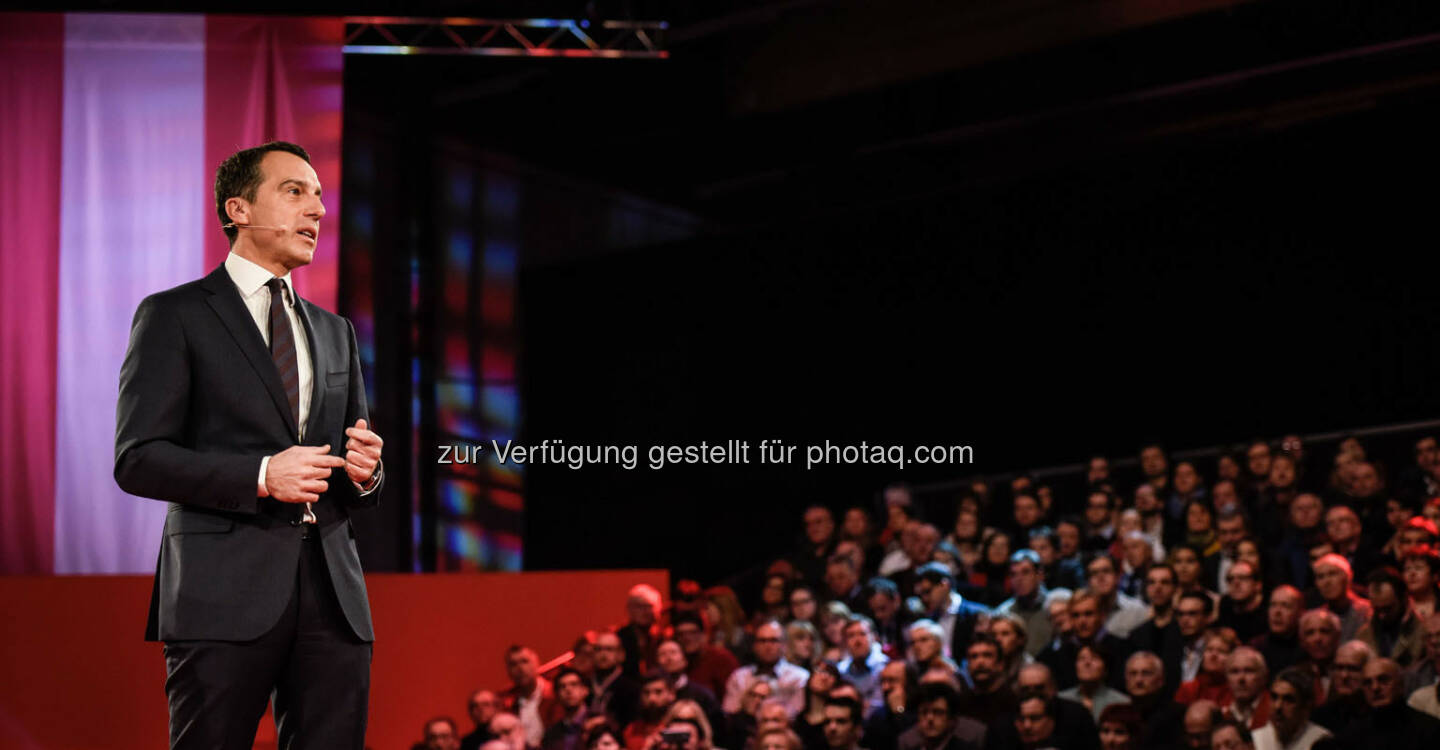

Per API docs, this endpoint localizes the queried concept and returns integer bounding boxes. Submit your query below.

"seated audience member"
[1040,589,1131,690]
[724,681,772,750]
[674,612,740,700]
[1056,519,1088,583]
[1182,701,1221,750]
[1294,609,1342,702]
[1218,561,1268,643]
[896,682,986,750]
[1323,505,1384,587]
[544,668,596,750]
[627,672,680,750]
[827,554,868,615]
[1174,627,1238,707]
[1085,554,1148,641]
[1214,508,1250,595]
[1123,651,1184,750]
[503,645,562,748]
[796,662,841,750]
[656,640,725,737]
[1275,494,1325,590]
[1311,554,1372,643]
[912,563,992,661]
[1252,667,1329,750]
[462,689,500,750]
[1011,693,1070,750]
[1008,663,1100,750]
[425,716,463,750]
[1250,586,1304,676]
[1031,525,1086,592]
[1058,642,1131,723]
[1117,530,1155,600]
[490,713,529,750]
[1336,657,1440,750]
[1309,640,1372,735]
[756,727,803,750]
[1129,564,1182,692]
[888,522,943,598]
[1222,647,1271,732]
[996,550,1069,657]
[1402,544,1440,621]
[1082,490,1119,553]
[1356,566,1424,665]
[863,661,918,750]
[662,701,720,750]
[748,699,794,750]
[989,612,1034,685]
[797,506,839,587]
[820,696,866,750]
[593,631,643,728]
[908,620,960,678]
[1208,718,1254,750]
[786,620,823,670]
[957,633,1018,725]
[724,620,810,717]
[864,578,913,658]
[822,603,855,664]
[1174,592,1215,689]
[1404,612,1440,697]
[585,723,625,750]
[1095,704,1143,750]
[837,615,889,712]
[621,585,665,675]
[1169,544,1220,616]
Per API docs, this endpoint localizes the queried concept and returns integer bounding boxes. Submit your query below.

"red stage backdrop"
[0,570,668,749]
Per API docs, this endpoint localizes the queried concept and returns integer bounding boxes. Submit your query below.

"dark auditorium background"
[8,0,1440,747]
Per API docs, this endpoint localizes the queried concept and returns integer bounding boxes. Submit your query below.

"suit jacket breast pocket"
[325,370,348,389]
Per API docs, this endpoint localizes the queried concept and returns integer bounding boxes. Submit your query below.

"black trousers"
[163,530,371,749]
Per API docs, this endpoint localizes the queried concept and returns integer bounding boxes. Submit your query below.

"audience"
[426,433,1440,750]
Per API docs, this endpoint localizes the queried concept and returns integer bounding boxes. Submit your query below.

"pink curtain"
[0,14,63,575]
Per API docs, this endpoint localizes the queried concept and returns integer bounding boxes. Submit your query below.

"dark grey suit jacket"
[115,264,381,643]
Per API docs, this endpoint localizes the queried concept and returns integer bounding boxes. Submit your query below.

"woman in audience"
[756,575,791,626]
[1096,703,1143,750]
[785,620,821,669]
[1403,544,1440,620]
[970,530,1013,606]
[662,700,720,750]
[819,601,853,664]
[703,586,750,658]
[1169,544,1220,614]
[793,662,840,750]
[787,585,820,629]
[946,506,986,575]
[989,612,1032,685]
[586,724,625,750]
[1058,642,1131,722]
[1174,627,1237,706]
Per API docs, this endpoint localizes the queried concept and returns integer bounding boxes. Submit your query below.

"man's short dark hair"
[1178,590,1214,616]
[916,562,955,588]
[864,577,899,599]
[967,632,1000,657]
[1147,563,1177,584]
[913,682,960,714]
[671,610,705,631]
[1028,525,1059,547]
[844,614,875,634]
[214,141,311,246]
[641,669,674,690]
[425,715,459,734]
[1210,718,1253,745]
[1366,566,1405,594]
[823,695,863,724]
[555,666,587,690]
[1016,691,1054,718]
[1273,666,1315,707]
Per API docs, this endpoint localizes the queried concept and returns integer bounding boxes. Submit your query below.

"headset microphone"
[223,222,292,232]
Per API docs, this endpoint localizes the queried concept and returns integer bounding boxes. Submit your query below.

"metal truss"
[343,17,669,58]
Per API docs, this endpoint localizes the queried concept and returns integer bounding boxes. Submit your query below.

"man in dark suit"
[114,141,384,749]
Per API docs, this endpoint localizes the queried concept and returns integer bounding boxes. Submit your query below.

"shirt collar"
[225,251,294,303]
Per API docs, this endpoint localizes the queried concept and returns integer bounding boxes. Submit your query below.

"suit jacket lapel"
[293,297,327,442]
[199,265,300,441]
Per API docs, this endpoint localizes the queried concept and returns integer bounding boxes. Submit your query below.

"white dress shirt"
[225,252,379,520]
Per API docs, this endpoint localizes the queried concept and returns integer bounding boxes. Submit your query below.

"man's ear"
[225,197,249,224]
